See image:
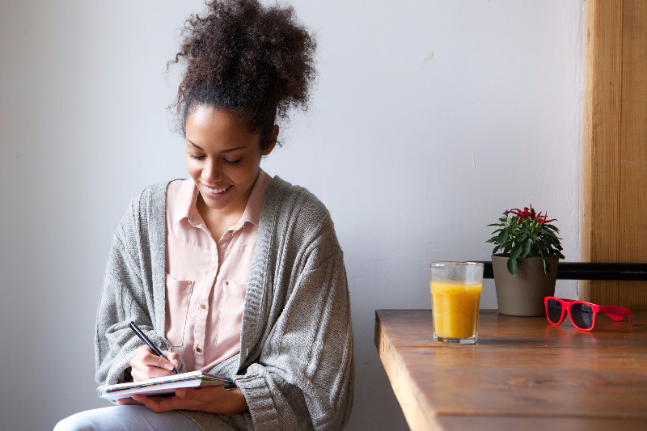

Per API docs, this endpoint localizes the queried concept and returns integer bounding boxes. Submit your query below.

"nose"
[202,158,225,183]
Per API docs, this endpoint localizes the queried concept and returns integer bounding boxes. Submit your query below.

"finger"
[140,352,176,372]
[131,364,175,381]
[116,397,142,406]
[133,394,189,413]
[143,365,176,378]
[131,369,145,382]
[131,347,154,374]
[129,357,139,371]
[131,394,161,411]
[163,350,180,367]
[175,388,200,400]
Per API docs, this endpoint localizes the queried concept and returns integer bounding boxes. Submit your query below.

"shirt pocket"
[165,272,194,347]
[218,281,248,340]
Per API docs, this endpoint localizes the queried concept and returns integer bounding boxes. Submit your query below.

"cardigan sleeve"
[95,193,182,387]
[232,243,354,430]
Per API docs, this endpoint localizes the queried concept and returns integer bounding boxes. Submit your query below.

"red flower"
[504,205,556,225]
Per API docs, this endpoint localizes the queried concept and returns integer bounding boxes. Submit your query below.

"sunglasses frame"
[543,296,632,331]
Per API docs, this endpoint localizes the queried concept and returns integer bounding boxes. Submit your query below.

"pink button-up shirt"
[164,170,271,371]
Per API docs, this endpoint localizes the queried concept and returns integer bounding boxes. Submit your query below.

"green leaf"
[510,243,522,261]
[523,239,532,257]
[543,259,550,278]
[492,245,501,254]
[507,256,518,275]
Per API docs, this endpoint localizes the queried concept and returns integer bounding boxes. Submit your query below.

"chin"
[202,196,232,210]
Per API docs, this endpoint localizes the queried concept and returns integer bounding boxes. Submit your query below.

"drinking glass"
[430,262,484,344]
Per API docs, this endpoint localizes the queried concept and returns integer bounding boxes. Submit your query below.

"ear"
[262,125,279,156]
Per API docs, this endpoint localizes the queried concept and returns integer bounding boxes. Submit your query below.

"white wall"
[0,0,581,429]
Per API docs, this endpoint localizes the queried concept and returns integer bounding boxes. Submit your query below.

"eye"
[188,152,206,160]
[224,158,242,165]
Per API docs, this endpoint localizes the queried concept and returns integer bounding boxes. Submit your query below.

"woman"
[55,1,354,430]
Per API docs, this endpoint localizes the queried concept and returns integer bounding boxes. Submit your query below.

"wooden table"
[375,310,647,431]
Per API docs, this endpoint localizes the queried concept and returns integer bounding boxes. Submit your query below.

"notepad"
[97,371,235,400]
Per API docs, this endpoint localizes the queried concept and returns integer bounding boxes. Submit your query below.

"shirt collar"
[236,168,271,229]
[173,169,271,230]
[173,180,202,228]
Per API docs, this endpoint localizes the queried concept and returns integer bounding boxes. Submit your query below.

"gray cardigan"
[95,176,354,431]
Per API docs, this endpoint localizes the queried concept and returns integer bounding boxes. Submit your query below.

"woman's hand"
[129,345,179,382]
[130,386,248,416]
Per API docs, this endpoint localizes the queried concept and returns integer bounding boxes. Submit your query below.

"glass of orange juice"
[430,262,484,344]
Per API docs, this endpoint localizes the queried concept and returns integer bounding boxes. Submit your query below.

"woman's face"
[185,105,276,214]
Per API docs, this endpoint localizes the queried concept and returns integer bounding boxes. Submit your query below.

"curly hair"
[169,0,317,148]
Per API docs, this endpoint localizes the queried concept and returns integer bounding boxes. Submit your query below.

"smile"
[203,184,232,194]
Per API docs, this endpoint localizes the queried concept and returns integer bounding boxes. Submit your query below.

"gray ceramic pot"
[492,255,559,316]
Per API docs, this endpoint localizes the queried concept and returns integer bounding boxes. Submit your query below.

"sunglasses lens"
[571,303,594,329]
[547,298,562,323]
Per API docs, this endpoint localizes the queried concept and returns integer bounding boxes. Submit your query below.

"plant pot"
[491,255,559,316]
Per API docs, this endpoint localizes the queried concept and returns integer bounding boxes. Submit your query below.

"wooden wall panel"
[580,0,647,308]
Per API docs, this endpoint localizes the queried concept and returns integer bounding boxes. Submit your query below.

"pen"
[129,321,179,374]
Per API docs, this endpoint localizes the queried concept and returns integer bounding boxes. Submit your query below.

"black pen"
[129,321,179,374]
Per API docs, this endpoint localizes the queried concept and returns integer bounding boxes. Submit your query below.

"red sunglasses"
[544,297,632,331]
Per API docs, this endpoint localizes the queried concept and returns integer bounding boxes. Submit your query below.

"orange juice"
[430,281,482,339]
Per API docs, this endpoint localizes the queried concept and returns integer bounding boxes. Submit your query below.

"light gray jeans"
[54,405,201,431]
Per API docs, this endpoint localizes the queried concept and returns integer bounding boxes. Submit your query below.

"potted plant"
[487,205,565,316]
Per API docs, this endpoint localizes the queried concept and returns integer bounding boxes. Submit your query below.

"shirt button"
[225,281,229,285]
[211,264,216,270]
[200,304,206,309]
[196,346,201,353]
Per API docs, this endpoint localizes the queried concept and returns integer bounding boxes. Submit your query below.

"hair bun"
[170,0,316,138]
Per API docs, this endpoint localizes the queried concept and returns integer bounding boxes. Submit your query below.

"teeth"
[204,185,230,194]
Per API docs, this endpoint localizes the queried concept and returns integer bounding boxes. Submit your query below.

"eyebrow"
[188,140,247,154]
